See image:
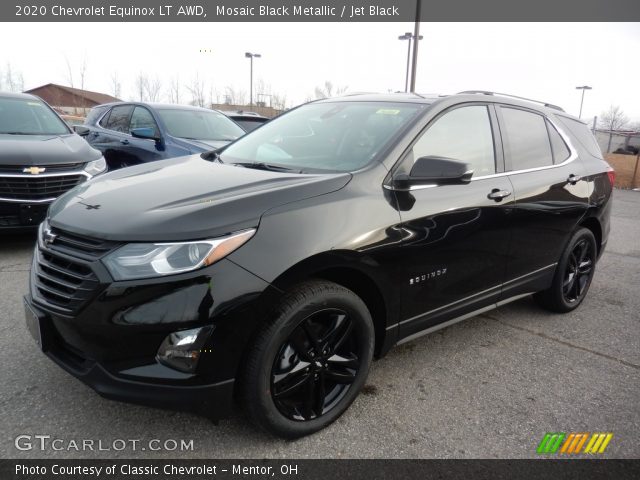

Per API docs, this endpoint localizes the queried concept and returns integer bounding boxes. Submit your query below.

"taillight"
[606,168,616,188]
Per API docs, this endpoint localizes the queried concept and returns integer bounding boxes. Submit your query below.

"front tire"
[534,227,597,313]
[240,280,374,438]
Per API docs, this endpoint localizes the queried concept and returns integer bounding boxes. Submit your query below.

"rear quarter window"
[555,115,603,159]
[85,106,108,125]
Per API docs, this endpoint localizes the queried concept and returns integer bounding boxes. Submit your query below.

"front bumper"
[26,240,276,419]
[0,201,49,229]
[26,294,236,416]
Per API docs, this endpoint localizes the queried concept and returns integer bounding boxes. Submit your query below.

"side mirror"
[73,126,90,136]
[393,156,473,190]
[131,127,160,141]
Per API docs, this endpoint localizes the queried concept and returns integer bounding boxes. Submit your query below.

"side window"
[104,105,133,133]
[547,120,570,164]
[411,105,496,176]
[98,108,111,128]
[129,107,158,136]
[500,107,553,170]
[86,106,107,126]
[555,115,602,159]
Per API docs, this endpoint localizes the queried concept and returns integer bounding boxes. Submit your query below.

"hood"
[49,155,351,241]
[0,133,102,166]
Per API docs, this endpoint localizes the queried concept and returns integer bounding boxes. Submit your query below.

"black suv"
[0,92,106,229]
[24,92,613,438]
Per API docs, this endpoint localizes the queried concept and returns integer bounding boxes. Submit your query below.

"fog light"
[156,326,212,373]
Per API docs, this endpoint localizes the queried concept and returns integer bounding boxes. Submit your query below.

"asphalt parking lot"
[1,189,638,459]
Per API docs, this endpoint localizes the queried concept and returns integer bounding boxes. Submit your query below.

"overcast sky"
[1,22,638,122]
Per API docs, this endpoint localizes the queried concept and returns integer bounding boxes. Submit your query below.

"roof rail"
[457,90,565,112]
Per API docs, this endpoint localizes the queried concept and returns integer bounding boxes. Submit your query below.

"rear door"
[393,103,515,339]
[497,105,589,298]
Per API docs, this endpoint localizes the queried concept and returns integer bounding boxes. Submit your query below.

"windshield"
[220,102,424,172]
[0,97,70,135]
[157,108,245,141]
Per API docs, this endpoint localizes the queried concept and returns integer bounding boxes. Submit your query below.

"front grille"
[0,174,85,201]
[0,163,84,174]
[33,248,100,314]
[47,226,118,260]
[32,225,119,315]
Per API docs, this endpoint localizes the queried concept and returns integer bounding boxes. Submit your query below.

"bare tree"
[144,76,162,102]
[187,75,207,107]
[599,105,629,153]
[314,81,348,99]
[110,72,121,99]
[168,75,181,104]
[271,92,287,111]
[78,54,88,92]
[4,63,24,92]
[224,86,246,106]
[134,73,149,102]
[64,55,74,88]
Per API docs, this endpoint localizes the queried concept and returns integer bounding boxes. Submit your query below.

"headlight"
[102,229,256,280]
[84,156,107,176]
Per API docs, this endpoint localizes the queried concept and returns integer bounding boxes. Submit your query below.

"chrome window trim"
[471,111,579,181]
[384,108,579,189]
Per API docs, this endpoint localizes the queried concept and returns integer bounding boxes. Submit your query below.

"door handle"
[120,139,130,145]
[487,189,512,201]
[567,174,581,185]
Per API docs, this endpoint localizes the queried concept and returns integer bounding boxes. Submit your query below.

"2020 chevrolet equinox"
[25,92,613,438]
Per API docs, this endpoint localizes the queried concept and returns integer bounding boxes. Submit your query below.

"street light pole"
[245,52,261,106]
[409,0,422,93]
[398,32,412,92]
[576,85,592,119]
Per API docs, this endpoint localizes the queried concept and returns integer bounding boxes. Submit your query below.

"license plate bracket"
[19,204,48,225]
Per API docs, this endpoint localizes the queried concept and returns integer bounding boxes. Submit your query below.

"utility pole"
[245,52,261,106]
[409,0,422,93]
[576,85,592,119]
[398,32,412,92]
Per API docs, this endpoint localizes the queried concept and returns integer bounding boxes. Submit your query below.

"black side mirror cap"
[392,156,473,190]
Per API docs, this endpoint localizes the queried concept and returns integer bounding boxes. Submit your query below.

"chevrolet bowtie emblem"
[43,228,57,245]
[23,166,46,175]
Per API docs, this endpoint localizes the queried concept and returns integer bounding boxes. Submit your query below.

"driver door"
[393,103,514,339]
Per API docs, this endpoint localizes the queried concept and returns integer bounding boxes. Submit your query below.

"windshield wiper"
[232,162,302,173]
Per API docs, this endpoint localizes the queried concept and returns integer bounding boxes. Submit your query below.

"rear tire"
[240,280,374,439]
[534,227,597,313]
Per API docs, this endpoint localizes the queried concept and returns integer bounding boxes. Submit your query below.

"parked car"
[0,92,106,230]
[77,102,246,170]
[222,110,270,132]
[25,92,613,438]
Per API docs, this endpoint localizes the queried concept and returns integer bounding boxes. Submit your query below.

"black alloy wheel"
[562,239,594,304]
[241,280,374,438]
[535,227,597,313]
[271,308,360,421]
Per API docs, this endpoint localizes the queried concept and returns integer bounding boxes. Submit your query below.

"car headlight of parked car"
[84,156,107,176]
[102,229,256,280]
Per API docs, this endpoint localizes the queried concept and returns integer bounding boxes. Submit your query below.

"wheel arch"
[579,216,603,255]
[269,251,396,358]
